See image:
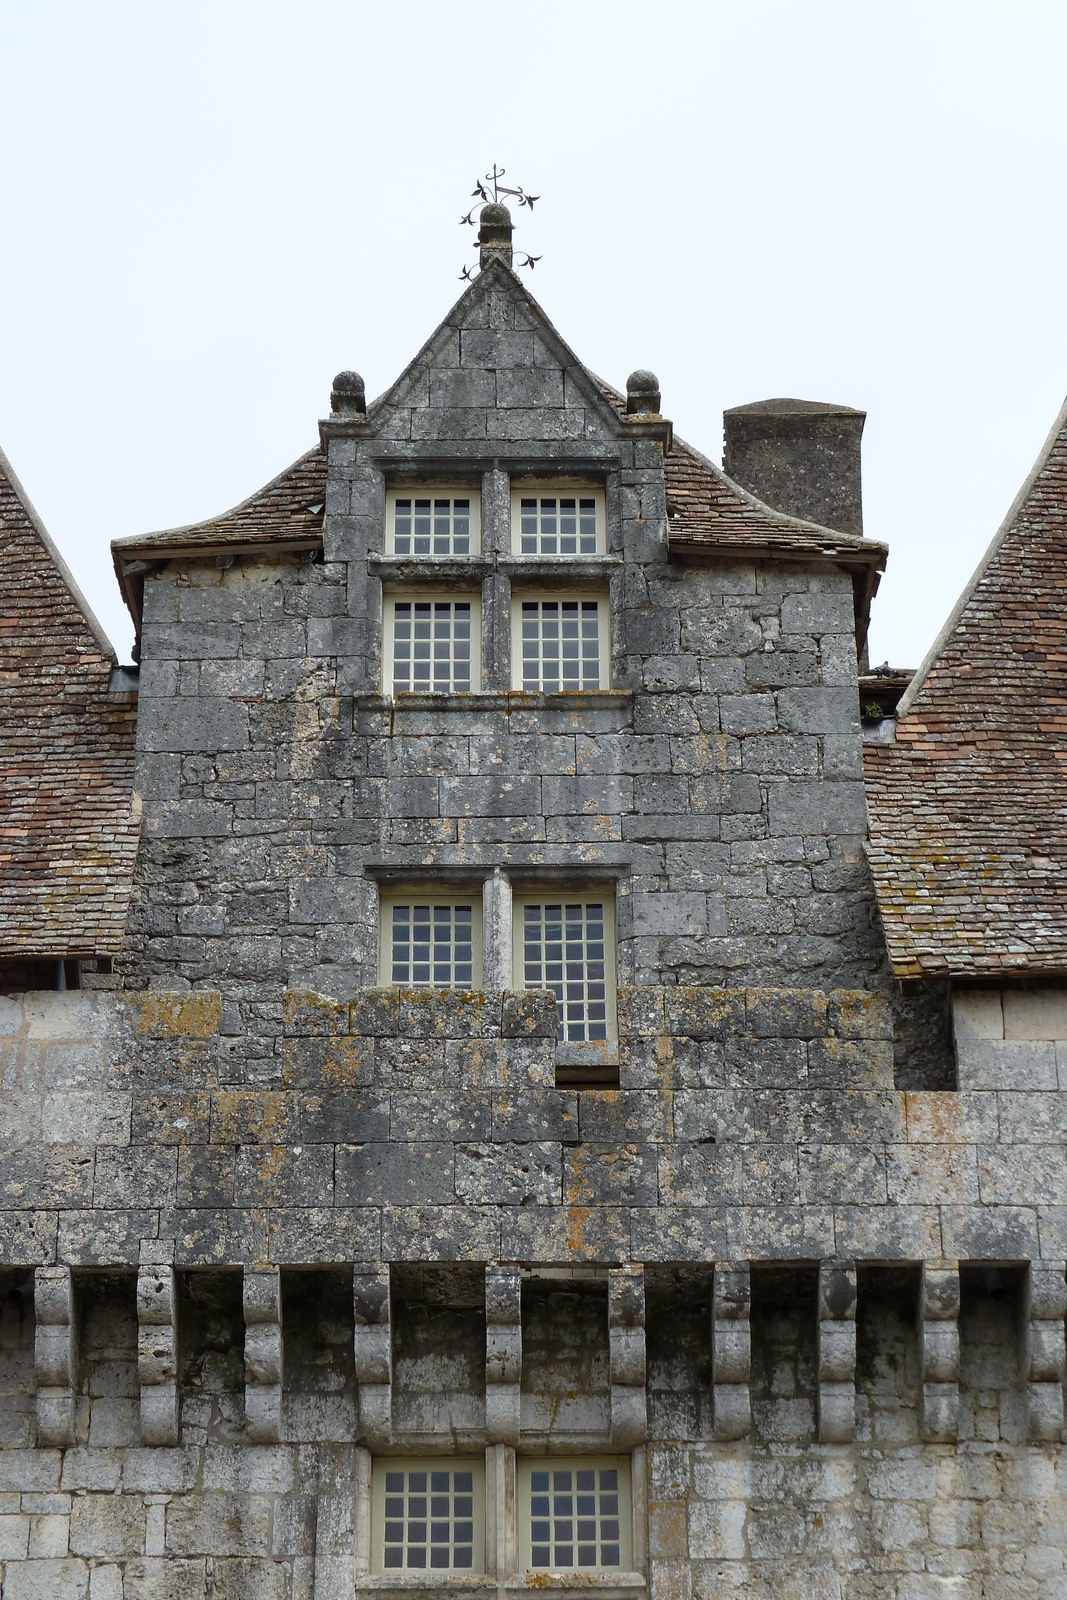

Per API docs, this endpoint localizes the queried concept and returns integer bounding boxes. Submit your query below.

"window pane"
[392,599,473,694]
[524,1459,626,1570]
[392,493,475,557]
[519,599,602,692]
[517,493,601,555]
[378,1463,482,1572]
[390,903,476,990]
[521,901,610,1041]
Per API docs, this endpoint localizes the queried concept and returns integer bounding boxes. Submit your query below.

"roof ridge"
[897,392,1067,719]
[0,442,117,662]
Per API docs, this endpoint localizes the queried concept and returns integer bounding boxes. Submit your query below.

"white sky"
[2,1,1066,669]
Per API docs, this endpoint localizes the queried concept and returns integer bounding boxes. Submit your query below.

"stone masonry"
[1,203,1066,1599]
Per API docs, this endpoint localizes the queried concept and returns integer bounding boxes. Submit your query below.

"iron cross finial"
[459,165,541,277]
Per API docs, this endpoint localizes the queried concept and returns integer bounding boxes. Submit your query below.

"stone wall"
[1,979,1067,1596]
[123,264,886,1006]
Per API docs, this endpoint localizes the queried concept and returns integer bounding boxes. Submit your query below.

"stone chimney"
[722,399,866,538]
[478,203,513,271]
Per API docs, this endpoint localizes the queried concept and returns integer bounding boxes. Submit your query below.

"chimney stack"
[722,399,866,538]
[478,203,513,271]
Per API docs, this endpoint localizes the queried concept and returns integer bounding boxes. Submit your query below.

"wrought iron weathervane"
[459,165,542,280]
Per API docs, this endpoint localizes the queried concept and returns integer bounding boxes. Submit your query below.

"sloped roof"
[865,396,1067,978]
[590,371,885,569]
[112,447,326,629]
[0,447,141,957]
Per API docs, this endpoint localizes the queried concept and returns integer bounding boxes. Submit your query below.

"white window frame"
[518,1456,631,1573]
[386,488,481,557]
[371,1457,486,1574]
[510,592,610,693]
[379,894,484,991]
[510,485,605,557]
[512,894,617,1042]
[383,592,481,697]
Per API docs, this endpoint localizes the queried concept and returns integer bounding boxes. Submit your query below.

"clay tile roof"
[865,396,1067,979]
[0,447,140,958]
[112,446,326,632]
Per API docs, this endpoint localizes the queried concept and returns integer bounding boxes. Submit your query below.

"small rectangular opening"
[79,1271,139,1448]
[178,1269,245,1441]
[959,1264,1026,1443]
[750,1263,818,1444]
[855,1263,921,1447]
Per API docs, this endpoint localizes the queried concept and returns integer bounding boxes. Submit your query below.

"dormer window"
[511,487,604,556]
[388,490,481,557]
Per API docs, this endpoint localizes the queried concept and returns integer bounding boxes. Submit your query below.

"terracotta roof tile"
[865,397,1067,978]
[0,449,140,957]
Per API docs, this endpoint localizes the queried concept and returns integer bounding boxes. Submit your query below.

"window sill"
[502,556,622,583]
[354,691,633,714]
[356,1575,646,1598]
[370,557,492,584]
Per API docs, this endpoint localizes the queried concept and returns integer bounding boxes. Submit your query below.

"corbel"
[137,1264,179,1446]
[609,1264,647,1448]
[919,1260,960,1443]
[1023,1260,1066,1441]
[817,1259,857,1443]
[485,1262,521,1445]
[712,1262,751,1440]
[244,1267,284,1443]
[354,1263,392,1445]
[35,1265,77,1447]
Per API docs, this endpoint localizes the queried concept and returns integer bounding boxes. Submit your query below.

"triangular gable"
[865,395,1067,977]
[367,260,632,443]
[1,445,116,664]
[0,446,140,957]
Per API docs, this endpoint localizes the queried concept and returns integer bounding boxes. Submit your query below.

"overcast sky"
[2,2,1066,669]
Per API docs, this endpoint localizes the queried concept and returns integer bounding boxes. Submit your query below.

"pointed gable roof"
[0,447,140,958]
[865,396,1067,978]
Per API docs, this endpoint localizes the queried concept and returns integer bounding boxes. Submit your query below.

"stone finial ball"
[626,369,662,416]
[479,203,512,227]
[331,371,366,415]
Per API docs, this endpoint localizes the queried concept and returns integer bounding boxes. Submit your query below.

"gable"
[0,447,140,957]
[866,396,1067,977]
[368,264,629,449]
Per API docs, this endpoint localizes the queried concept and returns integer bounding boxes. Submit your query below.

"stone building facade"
[2,205,1067,1600]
